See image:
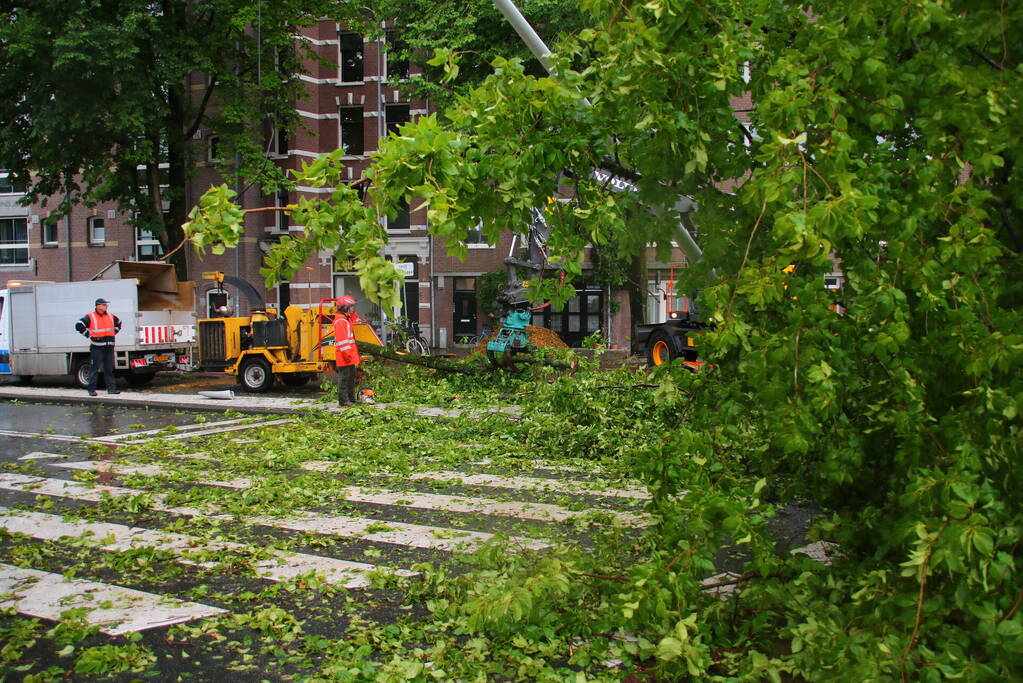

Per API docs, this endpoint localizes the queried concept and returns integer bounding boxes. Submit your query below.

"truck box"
[0,262,196,388]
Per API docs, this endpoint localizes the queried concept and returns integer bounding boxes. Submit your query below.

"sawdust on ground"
[471,326,569,355]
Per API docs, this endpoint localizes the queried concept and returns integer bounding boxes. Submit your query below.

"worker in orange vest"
[74,298,122,396]
[333,295,361,406]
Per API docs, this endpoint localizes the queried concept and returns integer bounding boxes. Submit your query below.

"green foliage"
[477,270,507,317]
[375,0,588,107]
[181,0,1023,677]
[0,0,366,267]
[73,644,155,676]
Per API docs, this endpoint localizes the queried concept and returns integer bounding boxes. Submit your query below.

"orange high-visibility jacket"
[76,311,121,347]
[333,314,361,367]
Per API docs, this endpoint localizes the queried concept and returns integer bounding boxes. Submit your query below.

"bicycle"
[465,326,495,347]
[387,317,430,355]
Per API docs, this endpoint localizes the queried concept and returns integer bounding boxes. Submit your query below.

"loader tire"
[240,358,274,393]
[646,329,682,367]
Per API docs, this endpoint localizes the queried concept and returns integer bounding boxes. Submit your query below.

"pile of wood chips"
[472,325,569,354]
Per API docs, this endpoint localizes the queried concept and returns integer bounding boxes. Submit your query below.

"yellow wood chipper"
[196,272,382,392]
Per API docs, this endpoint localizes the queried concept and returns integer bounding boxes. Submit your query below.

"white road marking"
[791,541,839,566]
[413,471,649,500]
[100,418,252,441]
[49,460,253,488]
[18,452,72,461]
[249,511,552,552]
[0,474,551,552]
[0,429,107,445]
[0,563,225,635]
[303,462,649,499]
[114,418,294,444]
[0,508,413,588]
[41,462,648,525]
[339,486,648,525]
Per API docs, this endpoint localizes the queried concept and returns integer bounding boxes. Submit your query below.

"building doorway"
[452,277,478,342]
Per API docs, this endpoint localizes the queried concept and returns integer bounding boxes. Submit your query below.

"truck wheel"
[240,358,274,393]
[647,330,680,367]
[280,373,311,387]
[73,358,93,389]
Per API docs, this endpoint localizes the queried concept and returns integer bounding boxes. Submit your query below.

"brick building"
[3,20,693,351]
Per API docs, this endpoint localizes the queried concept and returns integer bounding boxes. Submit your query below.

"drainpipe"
[64,178,72,281]
[429,234,436,348]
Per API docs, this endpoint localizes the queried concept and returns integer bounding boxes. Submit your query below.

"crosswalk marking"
[17,451,71,461]
[111,418,295,445]
[303,462,650,499]
[0,508,414,588]
[99,417,253,441]
[0,474,552,552]
[248,511,552,552]
[337,486,648,525]
[413,471,650,500]
[50,460,253,489]
[44,462,649,525]
[0,428,108,445]
[0,563,226,636]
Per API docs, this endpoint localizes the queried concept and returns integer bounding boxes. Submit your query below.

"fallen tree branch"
[357,342,485,375]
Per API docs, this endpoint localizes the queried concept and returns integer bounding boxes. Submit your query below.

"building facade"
[5,20,694,351]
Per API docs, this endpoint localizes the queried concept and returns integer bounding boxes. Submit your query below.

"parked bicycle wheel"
[405,337,429,355]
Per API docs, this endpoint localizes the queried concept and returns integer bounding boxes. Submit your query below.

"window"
[277,282,291,311]
[339,107,364,155]
[207,289,229,317]
[274,127,289,156]
[339,32,364,82]
[0,218,29,265]
[467,218,485,245]
[388,199,410,231]
[42,217,59,246]
[0,172,26,194]
[385,104,410,137]
[207,135,222,162]
[135,226,164,261]
[89,217,106,245]
[385,29,409,80]
[275,189,289,232]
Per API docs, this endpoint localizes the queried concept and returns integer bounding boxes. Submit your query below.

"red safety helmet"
[336,295,356,307]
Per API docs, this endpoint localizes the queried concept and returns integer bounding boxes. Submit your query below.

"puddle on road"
[0,402,229,439]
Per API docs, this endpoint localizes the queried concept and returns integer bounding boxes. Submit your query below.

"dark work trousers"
[336,365,357,405]
[88,345,117,392]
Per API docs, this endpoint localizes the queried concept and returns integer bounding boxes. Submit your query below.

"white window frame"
[0,217,30,265]
[134,226,164,261]
[42,218,59,246]
[88,216,106,245]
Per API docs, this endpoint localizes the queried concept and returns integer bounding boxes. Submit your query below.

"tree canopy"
[0,0,364,275]
[189,0,1023,677]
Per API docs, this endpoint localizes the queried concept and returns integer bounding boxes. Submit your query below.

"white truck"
[0,261,196,388]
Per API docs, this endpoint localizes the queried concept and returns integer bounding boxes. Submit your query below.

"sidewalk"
[0,386,520,420]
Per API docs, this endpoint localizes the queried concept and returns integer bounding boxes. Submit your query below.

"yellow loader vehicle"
[196,272,382,392]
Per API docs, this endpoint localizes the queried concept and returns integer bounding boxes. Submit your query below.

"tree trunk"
[627,252,648,328]
[163,81,189,282]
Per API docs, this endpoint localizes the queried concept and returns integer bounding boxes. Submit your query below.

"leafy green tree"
[375,0,586,105]
[0,0,364,277]
[188,0,1023,677]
